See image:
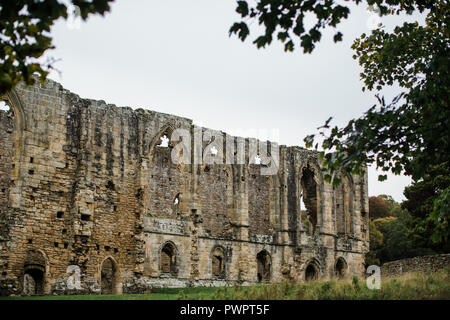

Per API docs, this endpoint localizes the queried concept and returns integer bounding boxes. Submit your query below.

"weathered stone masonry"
[0,79,369,295]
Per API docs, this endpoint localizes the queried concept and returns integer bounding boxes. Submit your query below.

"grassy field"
[2,268,449,300]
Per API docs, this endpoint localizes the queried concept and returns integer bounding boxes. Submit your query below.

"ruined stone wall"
[381,254,450,277]
[0,79,369,295]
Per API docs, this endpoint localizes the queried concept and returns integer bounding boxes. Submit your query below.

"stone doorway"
[305,263,319,282]
[23,267,44,295]
[335,258,347,279]
[256,250,271,282]
[101,258,117,294]
[161,242,177,275]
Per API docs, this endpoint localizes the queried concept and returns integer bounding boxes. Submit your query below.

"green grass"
[212,268,450,300]
[2,269,449,300]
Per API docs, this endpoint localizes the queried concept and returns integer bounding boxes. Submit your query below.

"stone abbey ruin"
[0,79,369,295]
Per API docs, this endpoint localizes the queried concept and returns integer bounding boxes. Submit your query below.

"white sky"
[41,0,427,202]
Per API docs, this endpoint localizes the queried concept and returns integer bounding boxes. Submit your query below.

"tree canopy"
[402,162,450,251]
[369,195,391,220]
[231,0,449,238]
[0,0,114,95]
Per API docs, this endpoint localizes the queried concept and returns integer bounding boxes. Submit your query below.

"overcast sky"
[37,0,427,202]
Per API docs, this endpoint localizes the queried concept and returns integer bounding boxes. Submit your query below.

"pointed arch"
[159,241,178,276]
[210,246,226,279]
[335,257,348,279]
[299,161,324,235]
[2,90,27,208]
[100,256,121,294]
[304,258,321,282]
[148,121,177,163]
[335,172,354,236]
[256,250,271,282]
[145,122,186,219]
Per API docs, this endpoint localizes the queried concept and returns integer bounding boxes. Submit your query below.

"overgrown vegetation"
[366,194,440,266]
[212,269,450,300]
[3,269,449,300]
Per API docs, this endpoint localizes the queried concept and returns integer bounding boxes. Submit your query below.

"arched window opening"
[0,100,11,112]
[212,247,225,278]
[101,258,117,295]
[254,154,261,165]
[158,134,170,148]
[305,263,318,282]
[173,194,180,206]
[300,165,318,234]
[335,258,347,280]
[256,250,271,282]
[210,146,218,156]
[161,243,177,275]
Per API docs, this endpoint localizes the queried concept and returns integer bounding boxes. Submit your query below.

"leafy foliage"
[366,196,437,266]
[369,195,391,220]
[0,0,114,95]
[365,219,383,266]
[402,162,450,252]
[301,1,449,235]
[230,0,435,53]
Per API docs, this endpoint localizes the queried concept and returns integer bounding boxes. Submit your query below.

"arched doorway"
[305,262,319,282]
[256,250,271,282]
[211,247,226,279]
[101,258,117,294]
[23,267,44,295]
[23,250,46,295]
[335,258,347,279]
[161,242,177,275]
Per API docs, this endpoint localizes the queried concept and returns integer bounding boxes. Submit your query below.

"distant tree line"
[366,164,450,267]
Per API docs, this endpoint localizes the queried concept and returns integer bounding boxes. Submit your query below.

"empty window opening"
[158,135,170,148]
[254,154,262,165]
[101,258,117,295]
[57,211,64,219]
[173,194,180,206]
[335,258,347,280]
[29,157,34,163]
[161,243,177,275]
[210,146,218,156]
[256,251,271,282]
[54,242,58,248]
[0,100,10,112]
[64,242,69,249]
[28,169,34,175]
[80,214,90,221]
[114,248,118,254]
[104,246,110,251]
[300,166,318,234]
[212,248,225,278]
[62,229,67,235]
[27,239,33,244]
[305,263,319,282]
[106,180,115,191]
